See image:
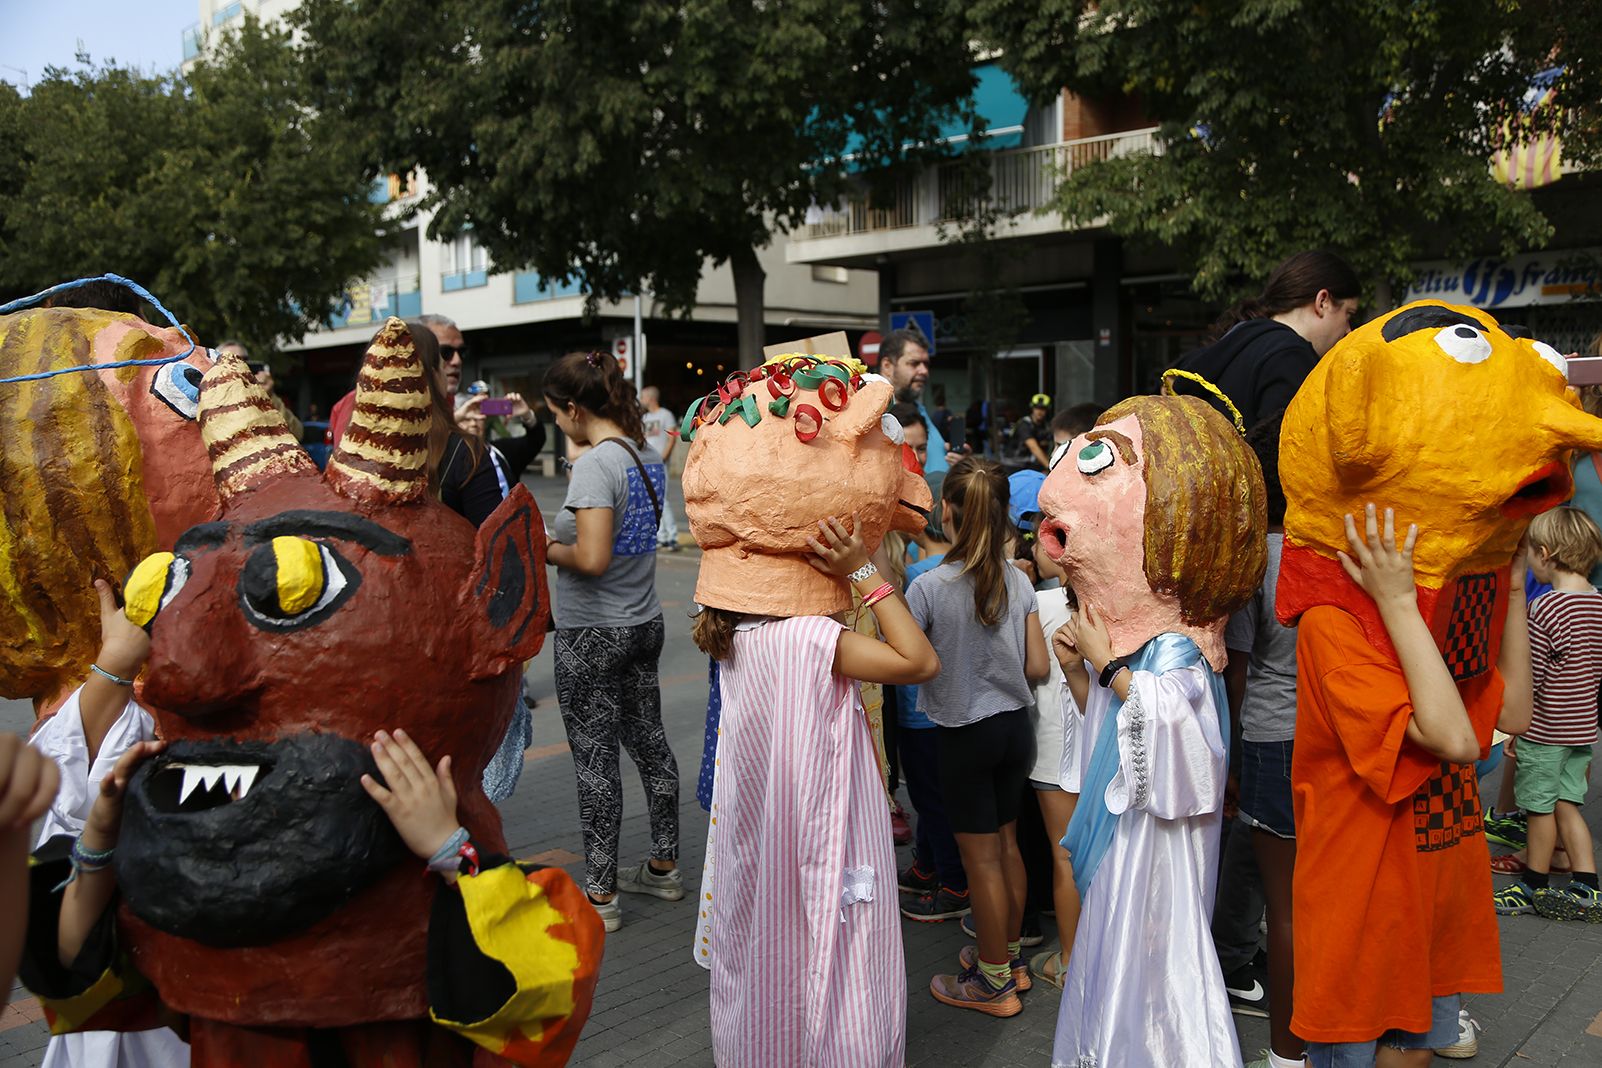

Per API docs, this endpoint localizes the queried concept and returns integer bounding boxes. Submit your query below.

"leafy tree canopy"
[0,17,385,356]
[294,0,981,357]
[970,0,1602,300]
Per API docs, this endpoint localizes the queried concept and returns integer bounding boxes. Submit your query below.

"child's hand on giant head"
[805,515,870,579]
[1509,533,1530,586]
[1336,504,1420,613]
[0,733,60,834]
[82,740,164,850]
[360,729,461,863]
[95,579,151,681]
[1066,601,1115,675]
[1051,621,1089,679]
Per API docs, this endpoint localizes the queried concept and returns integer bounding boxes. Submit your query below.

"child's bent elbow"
[911,653,941,684]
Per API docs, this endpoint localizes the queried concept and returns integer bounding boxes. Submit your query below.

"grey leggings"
[554,615,680,896]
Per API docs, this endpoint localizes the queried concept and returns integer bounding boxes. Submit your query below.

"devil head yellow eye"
[124,552,189,630]
[240,536,357,631]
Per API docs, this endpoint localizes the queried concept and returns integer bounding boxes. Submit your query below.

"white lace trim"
[1124,683,1150,810]
[839,864,875,922]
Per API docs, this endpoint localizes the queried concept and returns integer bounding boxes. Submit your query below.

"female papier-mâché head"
[111,318,551,1028]
[682,356,932,618]
[1277,299,1602,662]
[1035,378,1267,669]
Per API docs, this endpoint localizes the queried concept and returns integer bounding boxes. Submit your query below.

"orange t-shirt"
[1291,605,1503,1043]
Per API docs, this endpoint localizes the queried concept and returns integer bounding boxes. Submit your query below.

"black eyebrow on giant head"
[243,510,412,556]
[174,523,230,554]
[1381,306,1495,342]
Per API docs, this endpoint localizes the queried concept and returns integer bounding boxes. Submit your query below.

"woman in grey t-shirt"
[543,352,681,933]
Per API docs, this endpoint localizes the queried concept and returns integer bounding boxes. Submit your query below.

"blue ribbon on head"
[1061,632,1229,900]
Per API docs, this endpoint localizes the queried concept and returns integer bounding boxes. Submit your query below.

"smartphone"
[480,398,514,416]
[946,415,966,452]
[1568,356,1602,386]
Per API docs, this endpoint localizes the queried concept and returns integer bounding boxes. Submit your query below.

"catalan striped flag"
[1493,66,1565,190]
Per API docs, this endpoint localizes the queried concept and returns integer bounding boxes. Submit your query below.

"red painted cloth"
[329,388,356,445]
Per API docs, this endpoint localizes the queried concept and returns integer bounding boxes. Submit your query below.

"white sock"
[1266,1051,1303,1068]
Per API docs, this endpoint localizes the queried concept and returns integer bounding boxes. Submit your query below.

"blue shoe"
[1493,881,1535,915]
[1561,883,1602,923]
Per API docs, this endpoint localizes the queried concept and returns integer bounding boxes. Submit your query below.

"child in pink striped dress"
[690,515,939,1067]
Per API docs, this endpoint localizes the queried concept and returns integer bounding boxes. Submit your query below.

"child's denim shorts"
[1238,738,1295,839]
[1305,994,1460,1068]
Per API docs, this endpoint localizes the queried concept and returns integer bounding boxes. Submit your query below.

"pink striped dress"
[693,615,906,1067]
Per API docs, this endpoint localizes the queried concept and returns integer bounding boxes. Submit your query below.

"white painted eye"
[880,413,905,445]
[1076,439,1116,475]
[151,360,205,419]
[160,557,190,614]
[1049,440,1072,471]
[1433,324,1492,364]
[1532,340,1568,381]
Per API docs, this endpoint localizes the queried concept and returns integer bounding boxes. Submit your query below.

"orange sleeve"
[1301,607,1443,804]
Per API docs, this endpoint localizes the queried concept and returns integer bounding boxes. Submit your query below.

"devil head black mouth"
[117,732,408,947]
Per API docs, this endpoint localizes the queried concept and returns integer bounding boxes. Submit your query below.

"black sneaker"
[1484,808,1527,850]
[1224,955,1269,1018]
[901,886,972,922]
[898,862,939,896]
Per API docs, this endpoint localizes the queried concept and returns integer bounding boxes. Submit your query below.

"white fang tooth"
[223,767,242,794]
[179,766,203,804]
[199,767,224,792]
[235,766,258,799]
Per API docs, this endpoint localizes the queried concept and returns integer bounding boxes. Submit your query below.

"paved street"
[5,475,1602,1066]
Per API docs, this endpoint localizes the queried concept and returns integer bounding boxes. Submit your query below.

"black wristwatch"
[1098,658,1130,689]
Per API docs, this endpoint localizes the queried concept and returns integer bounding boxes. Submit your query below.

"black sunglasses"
[439,344,468,360]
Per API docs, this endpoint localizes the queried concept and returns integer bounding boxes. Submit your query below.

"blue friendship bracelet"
[53,838,116,892]
[426,826,470,873]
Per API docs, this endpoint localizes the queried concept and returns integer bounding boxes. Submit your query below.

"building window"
[811,265,850,285]
[442,233,489,291]
[212,2,244,27]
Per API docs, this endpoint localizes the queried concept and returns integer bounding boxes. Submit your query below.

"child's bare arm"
[1339,505,1479,763]
[1495,542,1533,735]
[58,741,163,968]
[1023,611,1050,683]
[78,581,152,765]
[1052,621,1091,711]
[810,516,940,686]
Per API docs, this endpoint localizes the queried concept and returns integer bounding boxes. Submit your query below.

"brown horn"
[325,317,430,504]
[198,353,316,506]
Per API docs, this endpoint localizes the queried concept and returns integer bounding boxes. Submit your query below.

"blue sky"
[0,0,198,88]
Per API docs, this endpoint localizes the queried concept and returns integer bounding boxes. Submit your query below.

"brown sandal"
[1030,949,1066,990]
[1490,850,1571,875]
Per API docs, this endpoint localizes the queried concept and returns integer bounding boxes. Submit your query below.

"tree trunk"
[731,244,767,366]
[1372,275,1396,316]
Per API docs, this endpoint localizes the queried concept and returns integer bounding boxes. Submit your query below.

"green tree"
[294,0,981,361]
[970,0,1602,304]
[0,17,385,356]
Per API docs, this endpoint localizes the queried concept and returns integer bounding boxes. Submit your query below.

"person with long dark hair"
[1175,250,1361,428]
[542,351,679,932]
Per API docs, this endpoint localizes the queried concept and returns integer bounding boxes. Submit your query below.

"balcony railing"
[181,23,202,62]
[795,127,1160,241]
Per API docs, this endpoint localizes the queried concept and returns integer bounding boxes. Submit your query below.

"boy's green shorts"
[1513,740,1593,813]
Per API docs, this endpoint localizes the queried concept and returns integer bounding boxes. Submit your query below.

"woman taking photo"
[543,351,681,932]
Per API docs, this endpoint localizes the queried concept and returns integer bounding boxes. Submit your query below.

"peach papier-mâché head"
[1277,300,1602,657]
[682,358,932,618]
[1035,390,1267,670]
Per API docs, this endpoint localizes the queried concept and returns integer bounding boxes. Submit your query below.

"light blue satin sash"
[1062,633,1228,898]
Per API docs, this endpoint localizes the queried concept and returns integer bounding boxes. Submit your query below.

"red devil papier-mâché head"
[112,318,548,1028]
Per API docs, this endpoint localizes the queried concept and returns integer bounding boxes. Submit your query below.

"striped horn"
[198,353,317,506]
[325,317,430,504]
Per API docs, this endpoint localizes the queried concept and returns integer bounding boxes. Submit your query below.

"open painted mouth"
[1036,517,1068,562]
[118,733,407,947]
[1501,461,1572,519]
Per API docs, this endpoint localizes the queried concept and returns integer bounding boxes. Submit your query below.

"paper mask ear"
[1324,341,1381,479]
[464,484,549,679]
[831,379,895,439]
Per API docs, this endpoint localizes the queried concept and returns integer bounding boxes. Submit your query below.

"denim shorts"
[1238,739,1295,839]
[1305,994,1461,1067]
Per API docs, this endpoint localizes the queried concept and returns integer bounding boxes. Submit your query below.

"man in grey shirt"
[639,387,680,552]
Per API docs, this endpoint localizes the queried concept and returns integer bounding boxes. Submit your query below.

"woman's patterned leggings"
[554,615,680,897]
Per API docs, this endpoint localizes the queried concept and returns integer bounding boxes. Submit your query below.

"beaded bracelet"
[847,561,878,583]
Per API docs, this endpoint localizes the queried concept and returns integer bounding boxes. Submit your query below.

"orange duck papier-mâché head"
[681,359,932,618]
[1035,383,1268,670]
[110,318,552,1028]
[1277,299,1602,663]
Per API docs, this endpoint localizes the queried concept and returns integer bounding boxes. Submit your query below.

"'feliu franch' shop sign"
[1405,249,1601,310]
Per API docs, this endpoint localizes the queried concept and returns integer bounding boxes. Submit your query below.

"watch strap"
[1098,658,1129,689]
